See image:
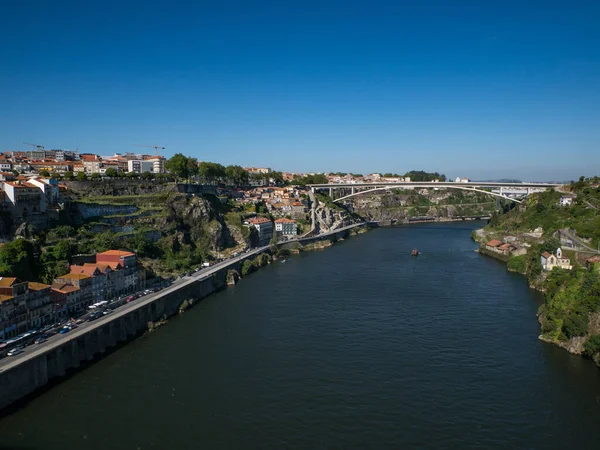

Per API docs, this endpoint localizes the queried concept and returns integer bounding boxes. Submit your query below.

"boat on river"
[411,248,419,256]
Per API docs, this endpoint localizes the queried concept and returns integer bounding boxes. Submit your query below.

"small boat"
[411,248,419,257]
[281,259,287,264]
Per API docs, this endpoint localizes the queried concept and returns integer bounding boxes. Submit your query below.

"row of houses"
[2,151,166,175]
[0,250,144,340]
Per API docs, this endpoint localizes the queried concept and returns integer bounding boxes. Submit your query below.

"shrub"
[507,255,527,274]
[562,312,589,338]
[583,335,600,357]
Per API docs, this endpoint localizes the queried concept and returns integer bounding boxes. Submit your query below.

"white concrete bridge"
[308,181,561,204]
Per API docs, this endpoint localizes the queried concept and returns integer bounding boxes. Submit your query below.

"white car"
[7,347,24,357]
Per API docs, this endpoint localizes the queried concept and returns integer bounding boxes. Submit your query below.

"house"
[455,177,470,183]
[559,195,576,207]
[27,282,54,329]
[80,154,102,174]
[247,217,274,245]
[53,273,93,312]
[0,277,28,337]
[2,181,46,217]
[96,250,143,294]
[51,283,81,317]
[275,218,297,236]
[541,248,572,271]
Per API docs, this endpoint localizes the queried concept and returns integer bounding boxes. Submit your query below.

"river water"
[1,222,600,449]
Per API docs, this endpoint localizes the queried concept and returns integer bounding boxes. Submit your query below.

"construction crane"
[134,144,166,156]
[23,142,45,150]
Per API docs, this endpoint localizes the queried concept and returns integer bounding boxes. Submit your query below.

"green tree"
[105,167,118,178]
[39,170,50,177]
[94,231,116,252]
[225,165,249,186]
[76,172,87,181]
[64,171,75,181]
[51,239,74,261]
[165,153,190,179]
[91,173,101,180]
[0,239,37,280]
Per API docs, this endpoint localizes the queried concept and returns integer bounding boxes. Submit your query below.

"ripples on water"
[1,223,600,449]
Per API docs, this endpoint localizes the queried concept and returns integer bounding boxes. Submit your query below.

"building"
[144,156,166,173]
[27,176,60,205]
[244,167,272,174]
[96,250,142,294]
[1,181,46,218]
[80,154,102,174]
[455,177,470,183]
[53,273,93,312]
[247,217,274,245]
[559,195,576,207]
[127,160,154,174]
[275,218,297,236]
[0,277,28,337]
[0,157,12,172]
[27,282,54,329]
[541,248,572,271]
[50,283,81,317]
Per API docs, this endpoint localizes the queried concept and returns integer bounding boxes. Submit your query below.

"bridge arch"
[323,185,523,204]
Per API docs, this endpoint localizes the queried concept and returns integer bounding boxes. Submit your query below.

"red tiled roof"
[275,218,296,223]
[486,239,502,247]
[248,217,271,224]
[542,252,552,258]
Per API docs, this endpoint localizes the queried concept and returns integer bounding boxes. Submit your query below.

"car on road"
[59,326,72,334]
[7,347,24,356]
[34,337,47,345]
[88,312,103,321]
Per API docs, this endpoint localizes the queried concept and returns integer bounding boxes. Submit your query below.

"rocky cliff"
[344,188,496,222]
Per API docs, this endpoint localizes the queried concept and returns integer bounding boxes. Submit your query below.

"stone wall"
[0,267,231,413]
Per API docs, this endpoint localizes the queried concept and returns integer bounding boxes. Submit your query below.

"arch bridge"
[308,181,561,204]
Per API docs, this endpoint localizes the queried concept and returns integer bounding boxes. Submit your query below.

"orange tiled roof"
[51,283,80,294]
[275,218,296,223]
[0,294,14,303]
[56,273,91,281]
[97,250,135,257]
[27,282,51,291]
[0,277,19,287]
[70,264,101,276]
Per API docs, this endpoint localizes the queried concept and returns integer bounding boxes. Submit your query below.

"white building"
[127,160,154,173]
[455,177,470,183]
[247,217,274,245]
[559,195,576,207]
[541,248,572,271]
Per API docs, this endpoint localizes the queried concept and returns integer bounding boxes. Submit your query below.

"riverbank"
[0,223,368,415]
[472,227,600,368]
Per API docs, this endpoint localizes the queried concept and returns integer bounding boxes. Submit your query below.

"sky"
[1,0,599,181]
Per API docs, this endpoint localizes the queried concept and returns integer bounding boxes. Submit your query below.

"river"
[1,222,600,449]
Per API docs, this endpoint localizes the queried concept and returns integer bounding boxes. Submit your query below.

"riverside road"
[0,223,364,373]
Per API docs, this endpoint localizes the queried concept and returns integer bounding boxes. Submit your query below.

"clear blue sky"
[1,0,598,181]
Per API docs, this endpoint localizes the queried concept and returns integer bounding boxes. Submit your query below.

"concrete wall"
[0,267,230,413]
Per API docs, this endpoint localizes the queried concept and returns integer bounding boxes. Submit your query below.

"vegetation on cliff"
[481,176,600,363]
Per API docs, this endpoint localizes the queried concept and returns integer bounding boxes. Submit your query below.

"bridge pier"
[329,187,333,199]
[351,186,355,195]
